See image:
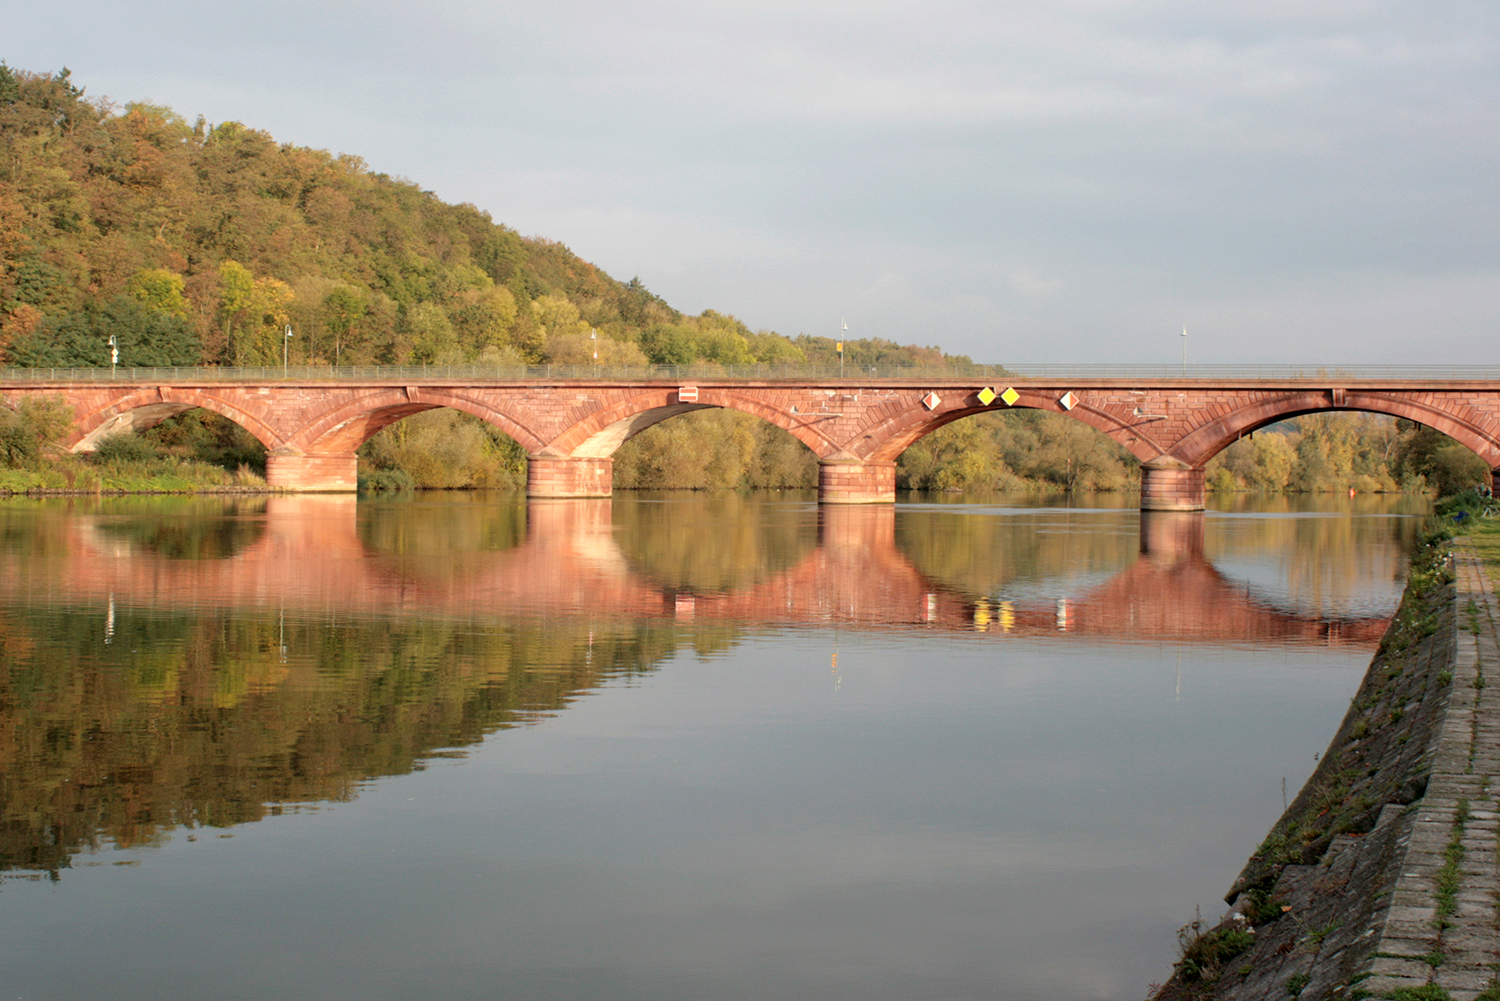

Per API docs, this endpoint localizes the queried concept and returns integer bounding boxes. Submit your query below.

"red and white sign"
[678,386,699,403]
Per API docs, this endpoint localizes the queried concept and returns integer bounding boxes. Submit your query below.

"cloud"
[6,0,1499,363]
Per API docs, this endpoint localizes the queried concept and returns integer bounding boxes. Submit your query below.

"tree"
[217,260,254,363]
[404,302,460,364]
[8,296,199,367]
[126,268,188,317]
[321,284,367,364]
[1393,420,1489,495]
[0,394,71,466]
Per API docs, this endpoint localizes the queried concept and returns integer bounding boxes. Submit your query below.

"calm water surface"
[0,491,1425,1000]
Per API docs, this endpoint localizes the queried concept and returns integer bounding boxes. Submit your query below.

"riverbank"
[1152,510,1500,1000]
[0,459,265,496]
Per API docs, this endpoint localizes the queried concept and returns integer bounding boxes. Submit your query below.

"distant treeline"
[356,407,1487,496]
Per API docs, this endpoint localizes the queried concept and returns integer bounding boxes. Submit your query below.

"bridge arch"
[286,388,549,455]
[1172,390,1500,470]
[69,388,282,453]
[545,388,841,460]
[858,389,1160,465]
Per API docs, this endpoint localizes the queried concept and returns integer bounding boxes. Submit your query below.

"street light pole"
[1181,325,1188,376]
[108,335,118,376]
[283,325,293,376]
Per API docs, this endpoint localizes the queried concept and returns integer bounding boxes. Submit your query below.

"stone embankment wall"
[1154,532,1500,1001]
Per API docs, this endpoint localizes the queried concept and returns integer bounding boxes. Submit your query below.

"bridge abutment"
[527,456,614,498]
[265,452,359,492]
[818,459,897,504]
[1139,458,1205,512]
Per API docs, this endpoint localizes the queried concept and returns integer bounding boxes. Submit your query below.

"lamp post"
[838,319,847,378]
[283,324,292,376]
[1181,325,1188,376]
[590,328,597,373]
[108,335,118,376]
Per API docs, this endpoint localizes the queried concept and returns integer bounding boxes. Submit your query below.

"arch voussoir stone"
[289,388,549,455]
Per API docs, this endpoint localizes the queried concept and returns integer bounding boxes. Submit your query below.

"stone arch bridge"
[8,370,1500,509]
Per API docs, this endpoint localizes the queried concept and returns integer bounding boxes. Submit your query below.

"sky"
[7,1,1498,365]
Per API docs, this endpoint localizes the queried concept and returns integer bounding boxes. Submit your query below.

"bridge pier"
[1139,457,1205,512]
[264,452,359,492]
[818,459,896,504]
[527,456,613,498]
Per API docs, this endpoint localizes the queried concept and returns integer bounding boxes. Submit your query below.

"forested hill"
[0,65,960,370]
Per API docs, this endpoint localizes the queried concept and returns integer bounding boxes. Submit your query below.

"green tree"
[126,268,188,317]
[0,394,71,466]
[217,260,254,363]
[320,284,367,365]
[9,296,199,367]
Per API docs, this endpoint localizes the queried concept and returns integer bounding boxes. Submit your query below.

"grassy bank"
[0,458,265,495]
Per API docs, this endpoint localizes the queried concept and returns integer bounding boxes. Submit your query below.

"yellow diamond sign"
[1000,386,1020,407]
[977,387,997,406]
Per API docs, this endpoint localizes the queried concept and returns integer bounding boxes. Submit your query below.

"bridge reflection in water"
[25,495,1390,646]
[0,494,1402,878]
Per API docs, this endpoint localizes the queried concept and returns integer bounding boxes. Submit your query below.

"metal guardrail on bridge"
[5,364,1500,383]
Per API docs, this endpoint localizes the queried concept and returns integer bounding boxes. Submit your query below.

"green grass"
[0,455,265,494]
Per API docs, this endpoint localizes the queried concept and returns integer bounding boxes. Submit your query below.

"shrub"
[1176,913,1255,982]
[93,432,159,463]
[0,395,72,466]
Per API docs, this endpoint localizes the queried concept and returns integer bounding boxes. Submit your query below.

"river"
[0,491,1426,1000]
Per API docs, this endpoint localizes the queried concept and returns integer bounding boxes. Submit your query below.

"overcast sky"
[8,1,1498,365]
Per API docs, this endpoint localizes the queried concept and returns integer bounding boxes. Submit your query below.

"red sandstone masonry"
[11,377,1500,502]
[265,453,358,492]
[1141,464,1207,511]
[527,457,613,498]
[818,460,896,504]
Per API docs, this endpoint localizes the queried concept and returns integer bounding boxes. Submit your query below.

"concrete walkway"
[1359,543,1500,999]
